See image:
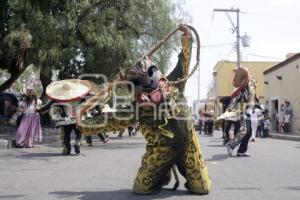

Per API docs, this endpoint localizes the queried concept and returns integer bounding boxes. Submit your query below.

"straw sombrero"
[217,111,238,120]
[81,80,100,94]
[232,67,250,88]
[101,104,117,113]
[46,79,91,102]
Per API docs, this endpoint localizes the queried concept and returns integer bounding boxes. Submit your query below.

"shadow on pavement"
[205,154,228,162]
[19,152,64,158]
[206,136,223,143]
[283,186,300,191]
[50,189,198,200]
[206,144,224,147]
[222,187,261,190]
[95,142,145,150]
[0,195,24,199]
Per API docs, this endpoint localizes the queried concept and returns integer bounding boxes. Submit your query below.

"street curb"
[269,133,300,142]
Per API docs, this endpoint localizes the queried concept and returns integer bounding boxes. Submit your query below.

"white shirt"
[263,119,270,129]
[250,108,261,123]
[284,114,291,123]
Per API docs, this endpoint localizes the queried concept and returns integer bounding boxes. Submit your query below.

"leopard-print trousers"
[133,122,211,194]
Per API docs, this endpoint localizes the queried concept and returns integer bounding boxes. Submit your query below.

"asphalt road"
[0,130,300,200]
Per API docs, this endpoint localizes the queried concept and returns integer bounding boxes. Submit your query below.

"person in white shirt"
[250,106,261,142]
[262,112,270,137]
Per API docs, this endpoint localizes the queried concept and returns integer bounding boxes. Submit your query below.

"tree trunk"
[0,68,27,93]
[39,64,52,100]
[0,50,27,92]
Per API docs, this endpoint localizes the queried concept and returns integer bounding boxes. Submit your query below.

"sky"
[173,0,300,106]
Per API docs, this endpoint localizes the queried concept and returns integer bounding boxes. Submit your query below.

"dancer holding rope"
[220,67,261,157]
[77,24,211,195]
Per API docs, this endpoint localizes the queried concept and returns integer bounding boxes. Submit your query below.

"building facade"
[264,53,300,135]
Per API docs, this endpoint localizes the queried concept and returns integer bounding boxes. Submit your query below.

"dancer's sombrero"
[217,111,238,120]
[101,104,117,113]
[81,80,100,94]
[46,79,91,102]
[231,67,251,98]
[232,67,250,88]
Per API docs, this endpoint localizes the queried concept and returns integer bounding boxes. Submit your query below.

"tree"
[0,0,189,93]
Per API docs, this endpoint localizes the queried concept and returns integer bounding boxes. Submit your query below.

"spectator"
[256,115,263,138]
[192,114,198,128]
[128,124,136,137]
[204,111,214,136]
[283,101,292,134]
[262,112,271,138]
[278,104,285,133]
[274,109,279,133]
[284,101,293,115]
[118,128,125,138]
[198,110,204,134]
[250,105,262,142]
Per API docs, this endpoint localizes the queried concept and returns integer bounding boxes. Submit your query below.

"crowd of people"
[193,100,294,143]
[193,106,271,143]
[194,110,215,136]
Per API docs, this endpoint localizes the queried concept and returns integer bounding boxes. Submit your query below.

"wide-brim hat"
[81,80,100,94]
[46,79,91,102]
[217,111,238,120]
[232,67,250,88]
[101,104,117,113]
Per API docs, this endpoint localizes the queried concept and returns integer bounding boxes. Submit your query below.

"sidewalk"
[268,132,300,142]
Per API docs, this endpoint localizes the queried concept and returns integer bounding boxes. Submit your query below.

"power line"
[201,42,234,48]
[247,53,283,60]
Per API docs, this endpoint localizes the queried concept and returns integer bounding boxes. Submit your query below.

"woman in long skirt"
[15,87,42,148]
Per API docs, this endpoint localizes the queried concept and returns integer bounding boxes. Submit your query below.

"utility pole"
[213,8,241,68]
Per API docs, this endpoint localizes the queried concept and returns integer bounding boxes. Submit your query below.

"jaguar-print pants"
[133,123,211,194]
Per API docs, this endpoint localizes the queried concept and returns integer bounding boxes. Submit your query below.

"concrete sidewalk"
[269,132,300,142]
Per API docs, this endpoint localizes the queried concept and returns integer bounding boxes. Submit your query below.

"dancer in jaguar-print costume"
[77,24,211,195]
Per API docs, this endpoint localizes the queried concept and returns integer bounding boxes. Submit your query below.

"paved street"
[0,131,300,200]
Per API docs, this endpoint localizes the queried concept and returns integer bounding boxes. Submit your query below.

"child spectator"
[262,112,270,138]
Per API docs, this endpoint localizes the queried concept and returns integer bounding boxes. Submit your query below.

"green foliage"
[0,0,190,91]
